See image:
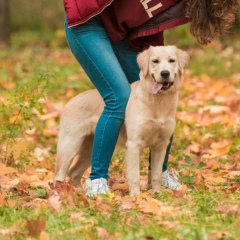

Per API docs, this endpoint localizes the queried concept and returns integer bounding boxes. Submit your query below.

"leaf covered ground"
[0,29,240,240]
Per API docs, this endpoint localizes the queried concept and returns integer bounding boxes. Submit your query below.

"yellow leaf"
[40,231,50,240]
[205,176,227,185]
[210,140,231,156]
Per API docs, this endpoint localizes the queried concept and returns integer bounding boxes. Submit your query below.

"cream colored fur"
[54,46,189,196]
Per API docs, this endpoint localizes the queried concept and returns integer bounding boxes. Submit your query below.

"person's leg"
[162,135,172,171]
[65,16,131,182]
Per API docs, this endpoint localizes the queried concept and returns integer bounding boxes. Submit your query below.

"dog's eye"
[152,59,159,64]
[169,59,175,63]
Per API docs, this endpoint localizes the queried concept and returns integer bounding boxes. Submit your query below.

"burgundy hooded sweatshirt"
[63,0,188,51]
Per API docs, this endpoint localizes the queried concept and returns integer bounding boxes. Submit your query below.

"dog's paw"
[129,188,140,196]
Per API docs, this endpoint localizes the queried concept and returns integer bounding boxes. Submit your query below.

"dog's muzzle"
[161,81,174,91]
[151,74,174,93]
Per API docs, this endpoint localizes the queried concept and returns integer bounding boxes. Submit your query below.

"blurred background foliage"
[11,0,65,31]
[0,0,66,48]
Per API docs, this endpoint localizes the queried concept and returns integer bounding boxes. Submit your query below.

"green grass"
[1,189,240,239]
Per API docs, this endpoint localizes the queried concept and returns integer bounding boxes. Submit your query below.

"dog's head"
[137,46,189,94]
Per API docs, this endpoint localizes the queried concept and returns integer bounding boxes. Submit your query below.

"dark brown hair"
[184,0,239,44]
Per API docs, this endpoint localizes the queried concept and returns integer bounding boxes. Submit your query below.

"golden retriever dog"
[54,46,189,196]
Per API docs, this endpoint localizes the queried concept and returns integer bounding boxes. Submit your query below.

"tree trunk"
[0,0,11,46]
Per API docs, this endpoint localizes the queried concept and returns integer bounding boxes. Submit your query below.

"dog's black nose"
[161,71,170,79]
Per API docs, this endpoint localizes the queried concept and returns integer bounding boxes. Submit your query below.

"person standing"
[59,0,238,196]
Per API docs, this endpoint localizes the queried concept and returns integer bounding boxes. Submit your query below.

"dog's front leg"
[150,140,169,193]
[125,142,141,196]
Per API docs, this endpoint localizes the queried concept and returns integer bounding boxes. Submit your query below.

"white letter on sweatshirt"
[141,0,163,18]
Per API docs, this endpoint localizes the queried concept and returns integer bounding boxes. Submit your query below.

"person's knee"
[105,86,131,113]
[117,86,131,111]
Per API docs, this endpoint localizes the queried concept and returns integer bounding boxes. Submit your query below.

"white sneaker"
[85,178,109,197]
[162,169,182,190]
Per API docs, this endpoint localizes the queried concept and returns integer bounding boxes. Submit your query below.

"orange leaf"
[112,183,128,191]
[206,159,221,170]
[96,227,110,240]
[189,142,201,154]
[172,184,188,198]
[47,191,62,211]
[0,193,7,206]
[0,164,16,176]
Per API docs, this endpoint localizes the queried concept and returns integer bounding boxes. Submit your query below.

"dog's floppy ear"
[177,49,190,74]
[137,47,151,77]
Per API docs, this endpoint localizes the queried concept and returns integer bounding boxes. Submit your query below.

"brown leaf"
[48,180,76,206]
[75,191,90,207]
[27,219,46,237]
[223,185,239,193]
[93,197,112,215]
[227,171,240,180]
[217,204,239,216]
[132,194,180,218]
[15,180,30,196]
[209,231,232,240]
[119,199,135,210]
[189,142,201,154]
[205,159,221,170]
[68,212,84,221]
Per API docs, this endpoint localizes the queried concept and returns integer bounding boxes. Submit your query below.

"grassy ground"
[0,27,240,239]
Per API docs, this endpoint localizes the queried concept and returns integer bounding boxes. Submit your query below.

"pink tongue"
[152,82,163,94]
